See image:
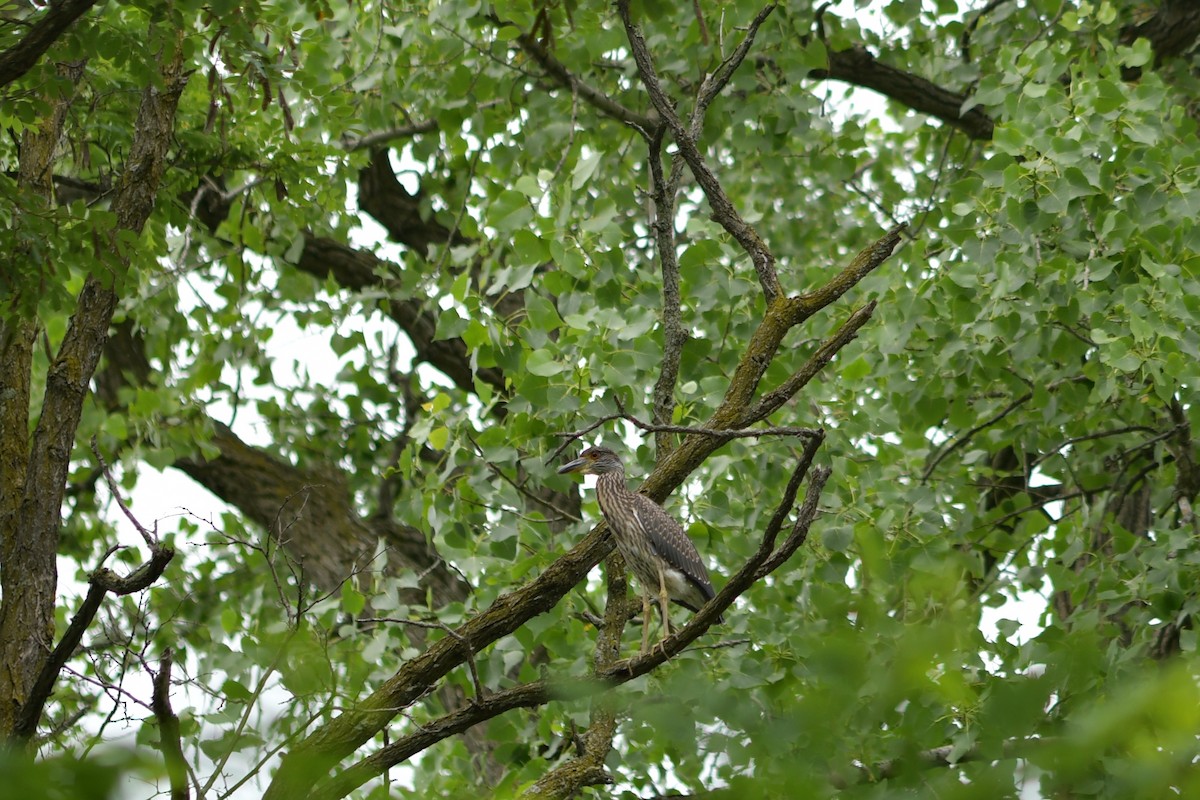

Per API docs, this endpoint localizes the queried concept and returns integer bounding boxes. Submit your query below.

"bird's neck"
[596,471,626,491]
[594,470,627,522]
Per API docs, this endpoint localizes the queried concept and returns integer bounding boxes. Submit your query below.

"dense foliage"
[3,0,1200,797]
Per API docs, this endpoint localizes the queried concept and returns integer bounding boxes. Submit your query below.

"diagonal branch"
[811,44,995,141]
[0,0,99,89]
[792,224,906,321]
[693,4,777,119]
[262,522,619,799]
[698,225,903,431]
[922,391,1033,482]
[512,29,656,130]
[741,302,877,425]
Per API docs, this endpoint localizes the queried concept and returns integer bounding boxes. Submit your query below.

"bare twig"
[90,437,158,547]
[14,445,176,740]
[549,404,821,464]
[467,433,582,523]
[922,392,1033,482]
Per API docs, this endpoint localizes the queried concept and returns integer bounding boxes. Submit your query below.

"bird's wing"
[628,493,716,601]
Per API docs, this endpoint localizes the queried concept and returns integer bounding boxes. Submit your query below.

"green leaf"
[341,583,366,615]
[526,349,564,377]
[571,151,602,190]
[428,426,450,450]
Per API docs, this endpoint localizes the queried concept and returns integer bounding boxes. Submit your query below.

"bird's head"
[557,446,624,476]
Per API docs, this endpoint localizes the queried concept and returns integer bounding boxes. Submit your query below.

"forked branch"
[619,0,784,305]
[307,441,830,800]
[13,443,175,740]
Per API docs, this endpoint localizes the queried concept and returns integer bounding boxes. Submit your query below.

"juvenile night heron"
[558,446,722,652]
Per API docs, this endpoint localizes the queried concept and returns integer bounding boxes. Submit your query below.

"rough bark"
[0,34,187,738]
[0,59,83,735]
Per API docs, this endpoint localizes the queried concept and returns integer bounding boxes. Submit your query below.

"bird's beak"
[558,457,586,474]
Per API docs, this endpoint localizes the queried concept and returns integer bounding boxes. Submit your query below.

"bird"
[558,445,722,652]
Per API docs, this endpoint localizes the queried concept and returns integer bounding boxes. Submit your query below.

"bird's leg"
[640,593,652,654]
[655,563,672,658]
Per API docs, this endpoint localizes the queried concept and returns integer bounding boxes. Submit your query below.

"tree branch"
[619,0,784,305]
[550,407,821,464]
[742,302,877,425]
[295,235,507,399]
[792,224,906,322]
[644,125,687,460]
[0,0,98,89]
[922,391,1033,482]
[512,28,657,130]
[14,445,175,740]
[694,4,777,116]
[150,650,189,800]
[810,43,996,141]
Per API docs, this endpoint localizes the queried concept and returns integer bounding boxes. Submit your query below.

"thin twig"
[1032,425,1161,468]
[91,436,157,548]
[921,392,1033,482]
[199,633,296,798]
[549,405,821,464]
[467,432,582,523]
[693,4,777,117]
[215,705,331,800]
